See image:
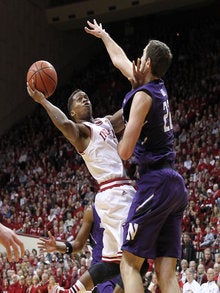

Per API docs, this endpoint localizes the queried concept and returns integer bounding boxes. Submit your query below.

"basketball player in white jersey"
[26,85,136,293]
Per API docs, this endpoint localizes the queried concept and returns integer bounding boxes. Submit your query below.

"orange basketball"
[26,60,57,98]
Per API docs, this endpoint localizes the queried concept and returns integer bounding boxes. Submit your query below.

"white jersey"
[80,117,135,262]
[80,117,127,184]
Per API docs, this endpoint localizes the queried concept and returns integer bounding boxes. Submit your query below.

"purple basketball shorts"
[122,168,188,259]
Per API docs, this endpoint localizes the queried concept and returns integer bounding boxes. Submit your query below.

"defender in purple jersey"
[85,20,188,293]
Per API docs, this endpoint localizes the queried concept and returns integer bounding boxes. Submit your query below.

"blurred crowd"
[0,3,219,292]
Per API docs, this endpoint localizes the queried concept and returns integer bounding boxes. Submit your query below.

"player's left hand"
[128,58,147,89]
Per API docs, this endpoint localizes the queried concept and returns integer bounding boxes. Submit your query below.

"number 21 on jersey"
[163,100,173,132]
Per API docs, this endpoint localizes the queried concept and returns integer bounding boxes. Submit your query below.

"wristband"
[65,241,73,254]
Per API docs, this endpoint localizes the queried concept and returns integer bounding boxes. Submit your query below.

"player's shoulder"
[95,117,110,124]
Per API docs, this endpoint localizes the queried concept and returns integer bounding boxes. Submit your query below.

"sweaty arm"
[118,91,152,160]
[38,206,94,254]
[85,19,133,79]
[26,83,88,150]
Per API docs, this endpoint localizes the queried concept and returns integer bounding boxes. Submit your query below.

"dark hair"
[67,89,82,116]
[146,40,173,78]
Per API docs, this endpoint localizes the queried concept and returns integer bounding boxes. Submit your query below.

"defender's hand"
[128,58,147,89]
[84,19,107,38]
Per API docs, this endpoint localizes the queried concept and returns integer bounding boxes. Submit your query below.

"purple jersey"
[121,80,188,260]
[122,79,175,166]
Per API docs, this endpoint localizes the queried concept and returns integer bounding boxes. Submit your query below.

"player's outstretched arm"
[85,19,133,79]
[38,206,94,254]
[0,223,25,262]
[26,82,81,146]
[108,59,147,133]
[71,206,94,252]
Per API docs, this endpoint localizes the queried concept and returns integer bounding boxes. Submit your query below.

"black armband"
[65,241,73,254]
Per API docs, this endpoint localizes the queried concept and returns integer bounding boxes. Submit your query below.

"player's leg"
[95,186,135,262]
[153,170,187,293]
[120,250,145,293]
[113,259,149,293]
[59,263,120,293]
[154,257,181,293]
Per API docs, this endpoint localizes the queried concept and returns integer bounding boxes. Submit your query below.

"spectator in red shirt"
[213,262,220,282]
[56,226,66,241]
[202,248,215,271]
[204,189,216,211]
[8,274,19,293]
[213,183,220,207]
[38,272,49,293]
[17,275,27,293]
[175,270,184,290]
[210,160,220,183]
[48,275,62,293]
[1,278,10,293]
[56,267,69,289]
[70,266,80,286]
[28,275,41,293]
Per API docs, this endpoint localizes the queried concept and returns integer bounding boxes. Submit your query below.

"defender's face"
[141,45,151,73]
[141,45,148,63]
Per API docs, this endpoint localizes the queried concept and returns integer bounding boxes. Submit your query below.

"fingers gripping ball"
[27,60,57,98]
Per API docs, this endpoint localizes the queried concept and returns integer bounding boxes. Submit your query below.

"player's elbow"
[118,148,132,161]
[118,141,131,160]
[61,120,76,138]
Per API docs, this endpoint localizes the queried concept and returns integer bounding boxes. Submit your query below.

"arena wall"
[0,234,41,256]
[0,0,99,135]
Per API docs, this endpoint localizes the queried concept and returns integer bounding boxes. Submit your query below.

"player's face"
[71,91,92,121]
[141,45,151,73]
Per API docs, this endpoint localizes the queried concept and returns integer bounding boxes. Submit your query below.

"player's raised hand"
[128,58,147,89]
[27,82,46,103]
[84,19,106,38]
[38,231,57,253]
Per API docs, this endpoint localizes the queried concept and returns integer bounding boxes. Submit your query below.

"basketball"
[26,60,57,98]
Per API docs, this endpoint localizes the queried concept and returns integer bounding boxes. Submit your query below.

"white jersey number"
[163,100,173,132]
